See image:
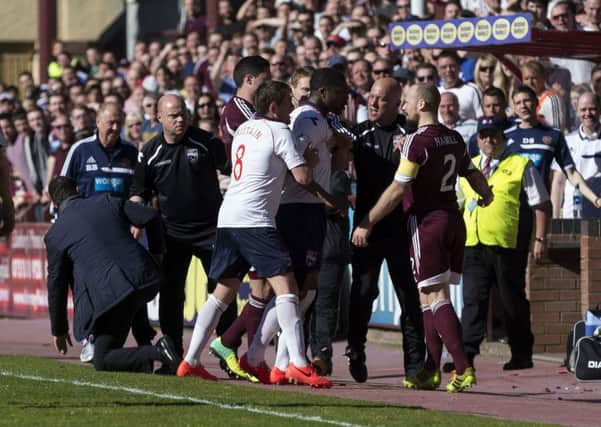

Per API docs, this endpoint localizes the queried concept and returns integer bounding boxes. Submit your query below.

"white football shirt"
[280,103,333,204]
[551,126,601,218]
[217,118,306,228]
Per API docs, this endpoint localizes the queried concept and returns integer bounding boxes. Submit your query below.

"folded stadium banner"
[0,223,74,318]
[388,13,532,50]
[0,223,248,323]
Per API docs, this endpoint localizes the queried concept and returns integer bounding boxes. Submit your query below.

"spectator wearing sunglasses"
[473,55,498,95]
[415,62,438,85]
[371,58,393,82]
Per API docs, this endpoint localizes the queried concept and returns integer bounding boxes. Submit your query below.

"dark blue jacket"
[45,194,165,341]
[60,133,138,198]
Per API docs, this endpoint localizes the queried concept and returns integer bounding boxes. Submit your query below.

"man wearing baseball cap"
[457,116,551,371]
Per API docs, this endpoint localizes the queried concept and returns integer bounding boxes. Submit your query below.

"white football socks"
[246,297,278,366]
[184,294,227,366]
[275,293,307,368]
[274,290,316,370]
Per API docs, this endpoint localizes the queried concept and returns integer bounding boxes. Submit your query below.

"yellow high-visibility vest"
[459,153,529,249]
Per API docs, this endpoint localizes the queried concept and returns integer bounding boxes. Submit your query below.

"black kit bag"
[565,320,586,371]
[574,336,601,381]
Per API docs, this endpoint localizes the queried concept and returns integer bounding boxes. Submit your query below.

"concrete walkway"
[2,318,600,426]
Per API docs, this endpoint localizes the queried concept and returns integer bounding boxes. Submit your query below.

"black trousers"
[161,237,237,356]
[348,240,425,377]
[310,261,347,359]
[131,305,156,345]
[93,289,162,372]
[310,213,350,360]
[462,245,534,361]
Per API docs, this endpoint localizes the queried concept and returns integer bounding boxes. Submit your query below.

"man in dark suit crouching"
[45,176,180,373]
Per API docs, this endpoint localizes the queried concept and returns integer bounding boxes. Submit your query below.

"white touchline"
[0,371,365,427]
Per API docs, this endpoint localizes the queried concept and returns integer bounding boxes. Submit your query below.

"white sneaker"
[80,336,95,363]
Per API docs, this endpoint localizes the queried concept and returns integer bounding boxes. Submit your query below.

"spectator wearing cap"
[458,116,551,371]
[439,92,477,144]
[326,34,346,55]
[436,50,482,120]
[392,66,414,90]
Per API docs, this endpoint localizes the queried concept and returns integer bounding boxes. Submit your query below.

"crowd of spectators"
[1,0,601,223]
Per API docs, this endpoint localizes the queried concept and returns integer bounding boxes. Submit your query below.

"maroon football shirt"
[218,96,255,162]
[400,124,474,213]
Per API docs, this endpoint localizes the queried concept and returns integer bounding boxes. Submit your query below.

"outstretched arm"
[351,180,406,247]
[464,169,494,207]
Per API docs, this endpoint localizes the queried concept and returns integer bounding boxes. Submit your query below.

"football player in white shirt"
[176,80,332,388]
[242,68,352,382]
[551,92,601,218]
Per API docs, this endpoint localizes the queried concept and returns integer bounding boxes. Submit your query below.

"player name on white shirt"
[217,118,306,228]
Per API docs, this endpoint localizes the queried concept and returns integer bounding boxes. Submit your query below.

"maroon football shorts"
[407,209,466,288]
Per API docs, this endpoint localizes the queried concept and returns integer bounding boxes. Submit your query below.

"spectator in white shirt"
[551,92,601,218]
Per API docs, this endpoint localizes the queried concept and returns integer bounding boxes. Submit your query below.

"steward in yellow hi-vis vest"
[459,115,551,373]
[459,153,528,249]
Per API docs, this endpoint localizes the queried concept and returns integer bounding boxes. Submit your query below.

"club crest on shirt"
[393,134,406,150]
[542,136,552,145]
[186,148,199,163]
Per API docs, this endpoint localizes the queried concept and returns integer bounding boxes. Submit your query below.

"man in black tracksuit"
[130,94,236,363]
[345,78,425,382]
[45,176,179,373]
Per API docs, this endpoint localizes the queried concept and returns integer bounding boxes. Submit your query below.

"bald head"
[401,83,441,124]
[158,93,185,113]
[157,94,188,143]
[415,83,441,113]
[368,77,402,125]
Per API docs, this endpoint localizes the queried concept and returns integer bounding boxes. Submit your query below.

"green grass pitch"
[0,356,541,426]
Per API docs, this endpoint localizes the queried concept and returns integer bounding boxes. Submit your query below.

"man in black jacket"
[346,77,425,383]
[45,176,179,373]
[130,94,236,362]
